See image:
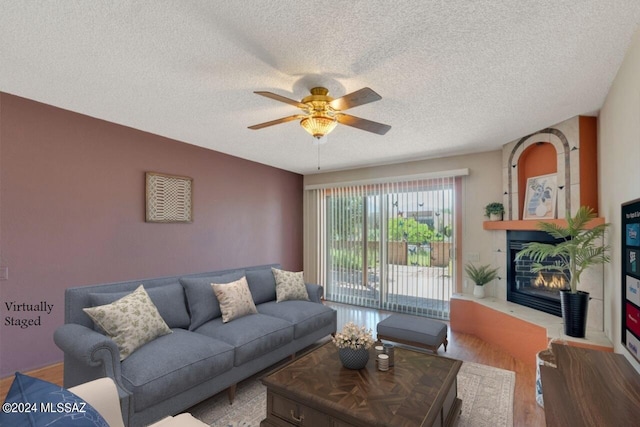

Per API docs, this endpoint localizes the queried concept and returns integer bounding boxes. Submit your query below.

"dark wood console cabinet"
[540,343,640,426]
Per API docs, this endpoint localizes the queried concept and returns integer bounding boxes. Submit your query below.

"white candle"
[378,354,389,371]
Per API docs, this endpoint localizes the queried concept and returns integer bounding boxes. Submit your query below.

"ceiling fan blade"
[336,114,391,135]
[254,91,307,109]
[329,87,382,111]
[248,115,303,130]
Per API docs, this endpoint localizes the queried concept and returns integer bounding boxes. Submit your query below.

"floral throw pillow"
[83,285,172,360]
[211,277,258,323]
[272,268,309,302]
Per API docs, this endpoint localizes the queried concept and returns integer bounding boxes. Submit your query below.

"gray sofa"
[54,264,337,427]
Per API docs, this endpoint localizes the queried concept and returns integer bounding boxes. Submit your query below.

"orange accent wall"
[517,142,557,220]
[579,116,598,214]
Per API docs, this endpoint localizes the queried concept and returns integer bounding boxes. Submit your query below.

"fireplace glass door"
[507,231,569,317]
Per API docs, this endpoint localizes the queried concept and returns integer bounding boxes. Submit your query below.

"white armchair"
[69,377,207,427]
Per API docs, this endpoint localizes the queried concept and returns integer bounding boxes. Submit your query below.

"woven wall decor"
[145,172,193,223]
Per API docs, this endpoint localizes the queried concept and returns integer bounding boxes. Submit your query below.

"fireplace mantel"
[482,217,605,231]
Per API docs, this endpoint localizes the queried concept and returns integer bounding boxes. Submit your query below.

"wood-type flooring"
[0,301,545,426]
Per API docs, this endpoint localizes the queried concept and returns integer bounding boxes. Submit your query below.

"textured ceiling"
[1,1,639,174]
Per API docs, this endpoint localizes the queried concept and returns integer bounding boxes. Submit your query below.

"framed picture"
[523,173,557,220]
[145,172,193,223]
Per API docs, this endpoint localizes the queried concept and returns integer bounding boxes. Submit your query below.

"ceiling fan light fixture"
[250,86,390,137]
[300,115,338,139]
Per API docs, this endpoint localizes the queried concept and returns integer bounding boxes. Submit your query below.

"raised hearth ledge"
[450,294,612,366]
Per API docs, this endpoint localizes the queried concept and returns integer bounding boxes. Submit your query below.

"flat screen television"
[622,198,640,363]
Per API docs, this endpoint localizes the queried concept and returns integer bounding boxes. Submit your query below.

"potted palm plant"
[485,202,505,221]
[464,263,500,299]
[515,206,610,337]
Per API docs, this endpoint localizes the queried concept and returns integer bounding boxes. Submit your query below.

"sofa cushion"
[0,372,108,426]
[272,268,309,302]
[257,300,336,339]
[245,268,277,304]
[180,271,245,330]
[121,329,235,412]
[89,283,190,329]
[194,314,293,366]
[83,285,172,360]
[212,277,257,323]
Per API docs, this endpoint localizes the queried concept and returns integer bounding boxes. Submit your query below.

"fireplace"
[507,230,569,317]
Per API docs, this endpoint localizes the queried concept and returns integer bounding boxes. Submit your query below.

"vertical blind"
[308,175,459,320]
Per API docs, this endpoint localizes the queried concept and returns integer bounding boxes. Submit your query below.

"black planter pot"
[560,290,590,338]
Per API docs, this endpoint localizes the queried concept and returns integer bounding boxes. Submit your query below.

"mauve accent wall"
[0,93,303,376]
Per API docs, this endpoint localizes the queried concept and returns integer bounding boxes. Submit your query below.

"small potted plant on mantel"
[464,263,500,299]
[485,202,505,221]
[515,206,610,338]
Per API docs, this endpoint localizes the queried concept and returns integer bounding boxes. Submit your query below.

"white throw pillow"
[211,277,258,323]
[83,285,172,360]
[272,268,309,302]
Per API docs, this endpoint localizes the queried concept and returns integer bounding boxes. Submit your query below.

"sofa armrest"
[305,283,324,303]
[54,323,124,384]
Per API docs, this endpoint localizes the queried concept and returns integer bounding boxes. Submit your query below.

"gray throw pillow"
[180,271,245,330]
[89,283,189,329]
[245,268,277,304]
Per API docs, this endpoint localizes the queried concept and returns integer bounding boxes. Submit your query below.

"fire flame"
[533,272,567,289]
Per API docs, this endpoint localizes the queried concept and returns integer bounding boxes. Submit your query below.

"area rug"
[189,361,515,427]
[456,361,515,427]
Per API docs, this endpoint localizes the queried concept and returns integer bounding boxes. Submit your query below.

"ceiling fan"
[248,87,391,139]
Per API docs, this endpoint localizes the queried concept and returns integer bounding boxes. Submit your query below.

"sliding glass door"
[324,177,456,319]
[326,186,379,308]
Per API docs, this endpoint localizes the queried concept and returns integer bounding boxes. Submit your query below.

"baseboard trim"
[1,362,63,399]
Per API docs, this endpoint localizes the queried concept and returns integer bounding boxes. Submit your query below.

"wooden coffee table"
[260,341,462,427]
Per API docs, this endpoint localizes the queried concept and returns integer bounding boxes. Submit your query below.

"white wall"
[302,25,640,371]
[599,26,640,371]
[303,151,503,295]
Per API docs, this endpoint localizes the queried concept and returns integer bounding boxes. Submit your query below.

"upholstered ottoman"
[377,314,448,353]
